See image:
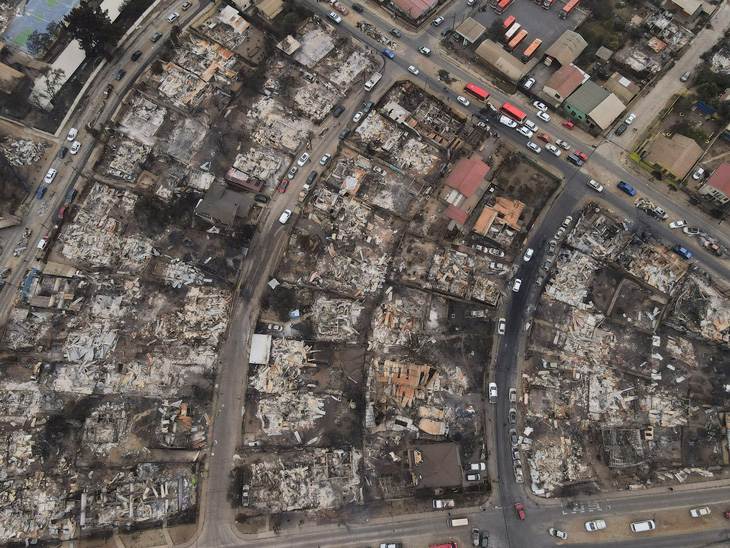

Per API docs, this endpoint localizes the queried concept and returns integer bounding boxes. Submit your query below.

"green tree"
[697,81,720,101]
[169,24,182,47]
[486,19,504,42]
[438,69,454,84]
[64,3,122,60]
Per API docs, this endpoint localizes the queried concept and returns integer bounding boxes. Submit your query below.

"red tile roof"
[445,204,469,225]
[445,158,490,198]
[706,162,730,197]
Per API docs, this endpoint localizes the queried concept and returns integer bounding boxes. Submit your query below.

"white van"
[630,519,655,533]
[448,517,469,527]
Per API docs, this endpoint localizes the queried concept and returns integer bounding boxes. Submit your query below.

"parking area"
[468,1,585,63]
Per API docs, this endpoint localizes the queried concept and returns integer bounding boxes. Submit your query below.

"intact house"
[635,133,703,183]
[562,80,625,134]
[697,162,730,207]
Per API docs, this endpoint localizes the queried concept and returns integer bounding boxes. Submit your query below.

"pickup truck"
[433,499,455,509]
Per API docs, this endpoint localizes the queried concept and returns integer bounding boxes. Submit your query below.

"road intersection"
[1,0,729,546]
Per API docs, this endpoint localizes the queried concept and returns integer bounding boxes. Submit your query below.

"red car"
[575,151,588,162]
[103,84,113,99]
[562,121,574,130]
[278,179,289,193]
[537,133,551,143]
[515,503,526,520]
[724,511,730,519]
[57,206,67,221]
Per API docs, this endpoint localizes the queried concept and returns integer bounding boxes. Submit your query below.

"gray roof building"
[195,184,254,226]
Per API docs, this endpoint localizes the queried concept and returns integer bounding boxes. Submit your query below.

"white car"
[487,248,504,257]
[297,152,310,166]
[457,95,470,106]
[432,16,444,25]
[587,179,604,192]
[533,101,548,112]
[523,77,535,89]
[692,167,705,180]
[328,11,342,23]
[408,65,419,75]
[66,128,78,141]
[549,528,567,540]
[669,220,687,229]
[320,153,331,165]
[523,248,534,262]
[556,139,570,150]
[536,110,551,122]
[625,113,636,124]
[499,116,517,128]
[488,382,498,402]
[44,168,57,184]
[352,111,364,123]
[545,144,561,156]
[497,318,506,335]
[524,120,538,132]
[37,236,49,250]
[585,519,607,532]
[683,226,700,236]
[512,278,522,292]
[690,507,711,517]
[517,126,533,138]
[70,141,81,155]
[278,209,292,224]
[167,12,179,22]
[562,215,573,227]
[526,141,541,154]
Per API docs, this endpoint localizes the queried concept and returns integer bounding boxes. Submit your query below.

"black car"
[131,50,143,61]
[115,69,126,80]
[363,101,374,113]
[306,171,318,184]
[615,123,628,135]
[58,146,68,158]
[339,128,350,140]
[65,188,78,203]
[352,2,364,11]
[441,27,452,37]
[332,105,345,118]
[254,194,268,203]
[567,153,584,166]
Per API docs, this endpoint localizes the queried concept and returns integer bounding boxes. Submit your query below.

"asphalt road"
[1,1,729,547]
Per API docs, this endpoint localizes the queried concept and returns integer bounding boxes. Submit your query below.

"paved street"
[1,0,730,546]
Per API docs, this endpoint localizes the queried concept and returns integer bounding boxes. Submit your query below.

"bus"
[503,22,521,43]
[542,0,556,7]
[559,0,579,18]
[503,15,516,29]
[495,0,514,14]
[505,29,528,53]
[464,82,490,102]
[500,103,527,124]
[521,38,542,62]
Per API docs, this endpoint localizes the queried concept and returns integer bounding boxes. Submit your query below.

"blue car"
[36,186,47,199]
[382,48,395,59]
[672,245,692,260]
[617,181,636,196]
